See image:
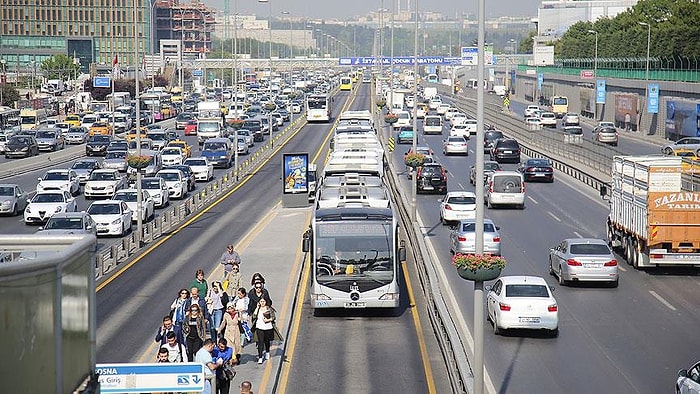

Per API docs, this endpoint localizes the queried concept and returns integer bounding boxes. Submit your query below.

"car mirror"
[38,226,44,231]
[495,226,501,230]
[549,286,556,292]
[37,177,41,181]
[678,369,689,378]
[86,225,93,230]
[484,285,493,291]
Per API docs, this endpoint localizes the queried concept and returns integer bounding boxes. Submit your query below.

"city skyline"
[201,0,540,20]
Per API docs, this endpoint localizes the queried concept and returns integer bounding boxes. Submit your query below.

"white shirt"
[255,307,273,330]
[161,341,186,363]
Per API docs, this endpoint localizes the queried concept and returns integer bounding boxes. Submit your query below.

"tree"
[0,84,20,107]
[519,31,537,54]
[40,54,80,80]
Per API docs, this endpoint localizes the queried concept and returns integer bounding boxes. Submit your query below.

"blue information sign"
[192,69,203,77]
[596,79,606,104]
[93,77,110,88]
[461,47,478,66]
[96,363,205,393]
[537,73,544,91]
[647,83,659,114]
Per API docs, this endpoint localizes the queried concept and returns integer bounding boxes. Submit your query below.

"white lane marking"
[649,290,677,311]
[547,211,562,222]
[458,182,465,189]
[527,196,539,204]
[618,266,627,272]
[573,231,583,238]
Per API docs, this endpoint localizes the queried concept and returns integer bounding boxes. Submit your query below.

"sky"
[201,0,541,20]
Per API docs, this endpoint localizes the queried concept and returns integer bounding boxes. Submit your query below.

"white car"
[416,106,426,119]
[463,119,478,135]
[539,112,557,128]
[112,189,155,222]
[84,169,126,199]
[184,158,214,182]
[161,147,185,166]
[36,169,80,195]
[444,107,459,121]
[439,191,477,224]
[449,123,471,139]
[486,275,559,337]
[156,169,188,199]
[436,103,451,116]
[87,200,133,236]
[524,105,540,118]
[677,361,700,394]
[450,112,468,126]
[141,177,170,208]
[563,112,580,127]
[24,191,78,225]
[442,136,469,156]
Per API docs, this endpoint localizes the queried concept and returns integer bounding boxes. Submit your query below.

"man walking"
[221,244,241,280]
[155,315,183,346]
[195,339,223,394]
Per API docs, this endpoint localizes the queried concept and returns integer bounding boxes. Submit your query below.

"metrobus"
[426,73,439,83]
[339,76,353,91]
[306,94,331,122]
[550,96,569,118]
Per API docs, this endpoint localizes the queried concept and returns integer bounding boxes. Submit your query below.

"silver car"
[0,184,28,216]
[470,161,502,185]
[663,137,700,155]
[677,361,700,394]
[102,150,129,172]
[35,212,97,236]
[449,218,501,255]
[442,135,469,156]
[548,238,619,287]
[71,159,102,184]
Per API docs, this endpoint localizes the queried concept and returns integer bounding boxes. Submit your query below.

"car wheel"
[440,214,447,225]
[558,266,567,286]
[610,279,619,288]
[548,258,555,275]
[550,328,559,338]
[492,316,502,335]
[10,203,17,216]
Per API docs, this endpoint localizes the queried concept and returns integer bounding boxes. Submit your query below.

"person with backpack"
[161,332,187,363]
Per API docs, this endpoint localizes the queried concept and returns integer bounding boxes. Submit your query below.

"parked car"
[548,238,619,287]
[24,190,78,224]
[112,189,155,222]
[183,157,214,182]
[140,177,170,208]
[35,212,97,236]
[415,163,448,194]
[84,169,127,199]
[85,134,113,156]
[485,171,525,209]
[442,135,469,156]
[102,150,129,172]
[70,159,102,184]
[86,200,133,236]
[36,169,80,195]
[490,138,521,163]
[439,191,477,224]
[518,158,554,182]
[486,276,559,336]
[469,161,502,185]
[35,129,65,151]
[5,135,39,158]
[448,218,501,255]
[0,184,29,216]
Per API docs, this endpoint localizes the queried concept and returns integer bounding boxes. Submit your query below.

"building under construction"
[155,0,217,56]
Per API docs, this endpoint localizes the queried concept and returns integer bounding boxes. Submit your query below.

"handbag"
[241,320,253,342]
[221,363,236,381]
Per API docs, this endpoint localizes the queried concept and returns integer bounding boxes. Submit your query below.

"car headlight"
[111,217,122,225]
[55,206,63,213]
[21,147,28,151]
[25,206,31,213]
[106,185,115,190]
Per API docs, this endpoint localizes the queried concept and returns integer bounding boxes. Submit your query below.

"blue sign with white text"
[96,363,205,393]
[537,73,543,91]
[647,83,659,114]
[596,80,606,104]
[192,69,203,77]
[93,77,110,88]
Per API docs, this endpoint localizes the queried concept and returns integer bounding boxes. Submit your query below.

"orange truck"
[603,155,700,268]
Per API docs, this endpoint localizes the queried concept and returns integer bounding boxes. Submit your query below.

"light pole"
[133,0,143,247]
[411,0,418,222]
[258,0,272,140]
[639,21,651,121]
[0,59,6,106]
[281,11,292,83]
[587,29,598,120]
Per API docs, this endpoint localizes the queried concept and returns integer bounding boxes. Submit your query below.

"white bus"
[19,108,48,131]
[306,94,331,122]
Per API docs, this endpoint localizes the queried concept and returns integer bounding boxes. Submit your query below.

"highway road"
[388,100,700,393]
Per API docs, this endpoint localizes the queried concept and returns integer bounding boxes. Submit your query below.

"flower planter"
[456,267,502,282]
[385,116,398,124]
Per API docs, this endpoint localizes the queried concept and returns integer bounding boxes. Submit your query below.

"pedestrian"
[225,263,243,293]
[185,287,210,323]
[157,347,170,363]
[625,112,631,131]
[155,315,184,347]
[191,269,208,297]
[170,288,190,331]
[247,280,272,317]
[207,281,226,340]
[221,244,242,281]
[182,304,208,362]
[234,287,251,345]
[250,272,266,287]
[218,302,242,365]
[252,298,282,364]
[212,338,235,394]
[240,381,253,394]
[195,339,223,394]
[161,331,187,363]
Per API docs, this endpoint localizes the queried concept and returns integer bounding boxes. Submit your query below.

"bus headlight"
[379,293,399,300]
[310,294,331,301]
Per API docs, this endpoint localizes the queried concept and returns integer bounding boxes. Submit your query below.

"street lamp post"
[587,29,598,120]
[639,21,651,123]
[258,0,272,142]
[411,0,418,222]
[133,0,144,247]
[281,11,293,83]
[0,59,6,106]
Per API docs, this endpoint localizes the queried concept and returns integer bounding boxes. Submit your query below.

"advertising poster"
[647,83,659,114]
[283,153,308,194]
[664,100,700,140]
[614,94,639,131]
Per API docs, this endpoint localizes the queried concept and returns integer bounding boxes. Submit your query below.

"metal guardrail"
[0,145,86,180]
[94,115,307,282]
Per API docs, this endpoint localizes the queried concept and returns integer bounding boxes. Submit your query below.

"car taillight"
[526,167,535,172]
[444,204,452,210]
[492,236,500,242]
[489,181,493,193]
[521,182,525,193]
[457,236,467,242]
[499,302,511,311]
[604,259,618,267]
[548,304,558,312]
[567,259,582,266]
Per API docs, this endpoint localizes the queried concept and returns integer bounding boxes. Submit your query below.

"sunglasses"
[180,292,189,295]
[190,308,199,312]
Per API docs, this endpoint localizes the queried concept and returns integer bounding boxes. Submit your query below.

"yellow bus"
[339,76,352,91]
[19,109,48,130]
[550,96,569,118]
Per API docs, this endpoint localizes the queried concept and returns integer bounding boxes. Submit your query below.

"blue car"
[396,126,414,144]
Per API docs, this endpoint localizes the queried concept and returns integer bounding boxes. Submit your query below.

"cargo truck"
[197,101,223,146]
[602,155,700,268]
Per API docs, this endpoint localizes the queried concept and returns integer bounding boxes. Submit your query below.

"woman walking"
[252,298,282,364]
[182,304,207,362]
[208,281,226,340]
[218,302,243,365]
[170,288,190,331]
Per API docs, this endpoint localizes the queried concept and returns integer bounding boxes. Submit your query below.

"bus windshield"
[307,97,327,110]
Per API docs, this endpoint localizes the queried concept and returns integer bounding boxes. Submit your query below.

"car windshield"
[36,131,56,138]
[72,161,96,169]
[486,132,503,140]
[68,128,85,133]
[148,133,166,141]
[204,143,227,151]
[33,193,64,203]
[527,159,550,166]
[91,136,110,142]
[505,284,550,298]
[162,148,180,155]
[448,137,465,143]
[448,196,476,205]
[106,151,127,159]
[142,180,162,188]
[114,192,137,202]
[10,137,30,144]
[0,187,14,196]
[159,172,179,181]
[498,140,519,148]
[484,162,500,171]
[46,218,84,229]
[44,172,68,180]
[460,222,496,233]
[88,204,120,215]
[90,172,116,181]
[186,160,206,166]
[570,243,611,255]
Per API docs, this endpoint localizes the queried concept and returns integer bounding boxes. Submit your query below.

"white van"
[485,171,525,209]
[423,115,443,135]
[393,110,412,129]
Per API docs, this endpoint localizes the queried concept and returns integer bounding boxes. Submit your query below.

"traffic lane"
[96,119,331,362]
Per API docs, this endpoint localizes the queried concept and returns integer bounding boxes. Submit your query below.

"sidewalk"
[213,203,311,394]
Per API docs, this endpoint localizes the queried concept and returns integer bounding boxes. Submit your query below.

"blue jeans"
[211,308,223,339]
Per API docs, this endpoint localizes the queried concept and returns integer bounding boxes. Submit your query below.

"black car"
[490,138,521,163]
[518,158,554,182]
[242,119,264,142]
[85,134,113,156]
[5,135,39,159]
[416,163,448,194]
[277,108,291,121]
[484,130,504,152]
[164,165,196,191]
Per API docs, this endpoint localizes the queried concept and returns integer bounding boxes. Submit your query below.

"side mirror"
[398,240,407,262]
[484,285,493,291]
[37,177,41,181]
[495,226,501,230]
[600,184,609,200]
[678,369,689,378]
[38,226,44,231]
[302,229,311,252]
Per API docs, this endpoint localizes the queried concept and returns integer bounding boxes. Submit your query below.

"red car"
[183,120,198,136]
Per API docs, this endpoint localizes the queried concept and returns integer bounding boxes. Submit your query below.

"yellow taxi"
[65,114,82,127]
[124,127,148,142]
[88,122,113,136]
[220,102,229,116]
[167,139,191,158]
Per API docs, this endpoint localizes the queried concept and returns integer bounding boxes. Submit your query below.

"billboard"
[665,100,700,139]
[647,83,660,114]
[614,93,639,131]
[283,153,309,194]
[580,88,595,116]
[533,45,555,66]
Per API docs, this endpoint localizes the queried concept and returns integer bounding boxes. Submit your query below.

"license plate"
[519,317,540,323]
[504,150,512,153]
[501,195,514,200]
[534,173,546,177]
[344,302,366,308]
[585,264,603,268]
[423,186,434,190]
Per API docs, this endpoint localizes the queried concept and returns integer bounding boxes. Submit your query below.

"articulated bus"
[306,94,331,122]
[339,76,353,91]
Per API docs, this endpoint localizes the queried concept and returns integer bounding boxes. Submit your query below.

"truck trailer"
[604,155,700,268]
[197,101,223,145]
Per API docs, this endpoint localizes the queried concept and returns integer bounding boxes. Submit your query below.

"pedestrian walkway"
[211,203,311,393]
